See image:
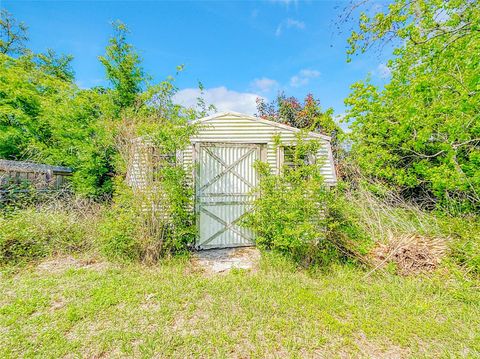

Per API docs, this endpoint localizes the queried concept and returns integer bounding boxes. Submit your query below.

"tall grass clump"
[0,198,101,265]
[440,216,480,277]
[331,183,449,274]
[98,171,195,263]
[332,165,479,276]
[339,184,445,243]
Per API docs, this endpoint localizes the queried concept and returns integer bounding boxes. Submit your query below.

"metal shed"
[128,111,337,250]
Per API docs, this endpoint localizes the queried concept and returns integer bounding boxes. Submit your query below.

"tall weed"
[98,177,195,263]
[0,199,100,265]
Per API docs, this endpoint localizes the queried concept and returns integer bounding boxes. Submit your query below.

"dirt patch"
[372,234,448,275]
[192,247,260,274]
[140,293,161,311]
[36,256,110,274]
[49,297,66,312]
[353,332,410,358]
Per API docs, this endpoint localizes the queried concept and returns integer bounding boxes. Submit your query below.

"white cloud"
[275,18,305,36]
[299,69,320,78]
[376,63,391,78]
[250,77,279,94]
[289,69,320,87]
[174,86,263,115]
[286,18,305,29]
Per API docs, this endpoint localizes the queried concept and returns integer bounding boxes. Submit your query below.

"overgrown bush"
[323,187,374,265]
[0,181,39,213]
[244,136,346,266]
[343,0,480,214]
[99,80,200,263]
[97,185,142,262]
[336,182,447,243]
[0,200,99,265]
[98,173,195,263]
[244,137,479,274]
[0,179,74,215]
[328,178,480,276]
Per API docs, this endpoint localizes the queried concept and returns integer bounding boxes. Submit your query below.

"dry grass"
[339,186,452,275]
[0,196,103,264]
[371,234,448,275]
[343,187,444,242]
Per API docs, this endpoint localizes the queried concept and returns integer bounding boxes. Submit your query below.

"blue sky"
[2,0,391,116]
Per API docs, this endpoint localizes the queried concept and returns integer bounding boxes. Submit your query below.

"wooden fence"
[0,160,73,194]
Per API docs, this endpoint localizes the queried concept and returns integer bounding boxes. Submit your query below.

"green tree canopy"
[99,21,145,114]
[0,9,28,56]
[35,49,75,82]
[0,52,114,196]
[256,93,341,138]
[0,12,119,197]
[344,0,480,212]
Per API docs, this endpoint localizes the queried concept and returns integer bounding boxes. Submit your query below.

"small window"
[282,146,314,169]
[151,147,176,181]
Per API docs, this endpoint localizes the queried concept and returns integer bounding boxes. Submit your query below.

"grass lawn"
[1,254,479,358]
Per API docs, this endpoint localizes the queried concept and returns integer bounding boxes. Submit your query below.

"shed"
[128,111,337,250]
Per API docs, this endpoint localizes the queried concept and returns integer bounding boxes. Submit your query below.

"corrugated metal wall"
[182,113,337,185]
[126,141,151,190]
[127,113,337,190]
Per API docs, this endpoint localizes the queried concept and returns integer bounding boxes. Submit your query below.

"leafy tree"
[256,93,342,158]
[0,51,113,196]
[0,13,203,201]
[344,0,480,212]
[0,9,28,56]
[35,49,75,82]
[0,53,57,159]
[257,93,338,134]
[99,21,145,114]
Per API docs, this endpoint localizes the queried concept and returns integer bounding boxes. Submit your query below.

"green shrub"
[244,136,345,267]
[98,81,199,264]
[0,206,92,264]
[323,187,374,264]
[98,176,195,263]
[0,181,73,214]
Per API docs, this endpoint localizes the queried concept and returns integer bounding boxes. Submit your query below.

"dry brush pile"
[330,182,456,276]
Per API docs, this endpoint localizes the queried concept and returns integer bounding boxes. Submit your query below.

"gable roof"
[192,111,332,141]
